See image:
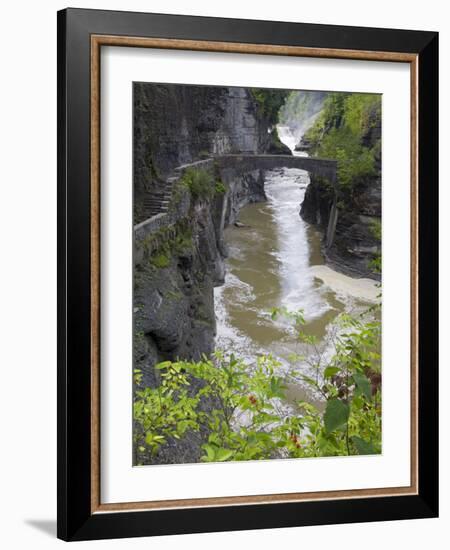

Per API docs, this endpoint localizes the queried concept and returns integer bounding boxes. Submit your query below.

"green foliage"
[150,251,170,268]
[214,180,227,194]
[369,256,382,274]
[344,93,381,135]
[134,362,201,457]
[134,309,382,463]
[148,225,193,269]
[171,229,193,254]
[324,399,349,433]
[181,167,215,200]
[370,218,382,241]
[352,436,377,455]
[250,88,289,126]
[133,368,143,386]
[317,126,376,187]
[304,92,381,188]
[180,168,227,201]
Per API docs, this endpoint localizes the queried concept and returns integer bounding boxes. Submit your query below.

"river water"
[214,126,377,384]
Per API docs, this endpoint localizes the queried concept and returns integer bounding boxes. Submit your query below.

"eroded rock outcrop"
[301,172,381,279]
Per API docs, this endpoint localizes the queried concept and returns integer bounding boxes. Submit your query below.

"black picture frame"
[57,7,438,541]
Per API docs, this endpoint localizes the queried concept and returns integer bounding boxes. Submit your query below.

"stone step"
[141,179,175,218]
[144,200,170,206]
[144,203,169,209]
[144,202,169,209]
[149,195,171,200]
[147,204,169,211]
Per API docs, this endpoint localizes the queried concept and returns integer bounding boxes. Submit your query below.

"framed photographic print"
[57,8,438,541]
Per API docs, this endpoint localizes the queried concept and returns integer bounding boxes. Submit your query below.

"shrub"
[214,180,226,194]
[370,218,382,241]
[148,227,193,269]
[181,167,215,200]
[134,308,382,463]
[172,230,192,254]
[150,251,170,269]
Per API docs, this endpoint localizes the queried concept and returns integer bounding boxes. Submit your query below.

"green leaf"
[270,377,285,398]
[324,399,349,433]
[215,448,234,462]
[270,377,277,394]
[324,366,340,378]
[352,436,377,455]
[203,444,216,461]
[353,372,372,400]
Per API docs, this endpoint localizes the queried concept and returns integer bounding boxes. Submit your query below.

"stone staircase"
[142,181,173,218]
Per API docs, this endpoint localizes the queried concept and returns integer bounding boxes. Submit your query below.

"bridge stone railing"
[213,154,337,183]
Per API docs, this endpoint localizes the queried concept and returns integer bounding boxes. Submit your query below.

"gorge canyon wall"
[133,84,287,393]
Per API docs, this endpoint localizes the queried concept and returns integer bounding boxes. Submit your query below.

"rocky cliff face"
[134,83,289,223]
